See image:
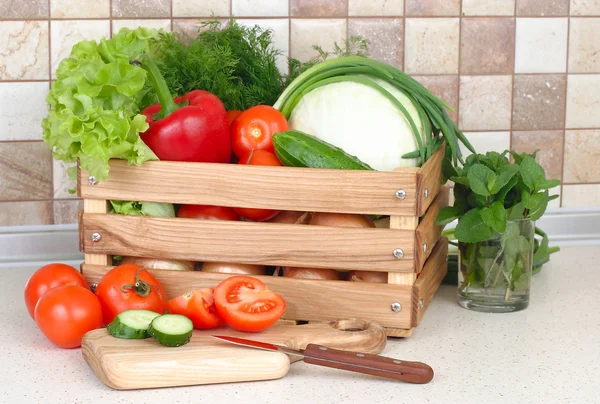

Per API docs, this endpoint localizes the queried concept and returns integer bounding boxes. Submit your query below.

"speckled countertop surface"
[1,246,599,404]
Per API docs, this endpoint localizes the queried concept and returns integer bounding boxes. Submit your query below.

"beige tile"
[348,19,403,69]
[0,201,53,226]
[517,0,569,16]
[459,76,512,131]
[406,0,460,16]
[53,199,83,225]
[348,0,404,16]
[412,75,458,122]
[459,132,511,158]
[566,74,600,128]
[53,160,77,199]
[462,0,515,15]
[290,19,347,62]
[173,0,230,17]
[0,21,49,80]
[404,18,459,74]
[112,19,172,34]
[172,19,229,38]
[0,83,48,141]
[460,18,515,74]
[50,20,110,79]
[570,0,600,15]
[512,75,566,130]
[233,0,288,16]
[562,184,600,207]
[568,18,600,73]
[515,18,568,73]
[238,19,289,74]
[563,130,600,183]
[0,142,52,200]
[0,0,47,18]
[291,0,347,17]
[51,0,109,18]
[511,130,564,181]
[112,0,171,17]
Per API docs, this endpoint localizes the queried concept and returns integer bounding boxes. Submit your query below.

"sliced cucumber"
[107,309,161,339]
[148,314,194,347]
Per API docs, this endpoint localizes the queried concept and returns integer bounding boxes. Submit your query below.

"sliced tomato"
[167,288,223,329]
[177,205,240,221]
[213,276,286,332]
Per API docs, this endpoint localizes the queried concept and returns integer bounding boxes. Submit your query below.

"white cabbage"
[287,78,425,171]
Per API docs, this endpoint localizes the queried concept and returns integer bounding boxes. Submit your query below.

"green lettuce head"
[42,27,165,183]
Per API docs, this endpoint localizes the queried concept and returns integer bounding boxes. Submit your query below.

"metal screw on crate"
[90,283,98,293]
[91,232,102,242]
[391,302,402,312]
[423,243,428,253]
[393,248,404,259]
[424,188,430,198]
[395,189,406,200]
[88,176,98,185]
[419,299,424,309]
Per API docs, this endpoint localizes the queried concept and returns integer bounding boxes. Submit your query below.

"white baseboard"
[1,207,598,265]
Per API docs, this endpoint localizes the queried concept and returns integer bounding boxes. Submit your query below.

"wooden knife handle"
[303,344,434,384]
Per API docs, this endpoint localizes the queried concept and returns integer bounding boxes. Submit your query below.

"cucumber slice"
[148,314,194,347]
[107,309,161,339]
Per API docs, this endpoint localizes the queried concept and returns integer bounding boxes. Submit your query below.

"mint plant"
[438,150,561,298]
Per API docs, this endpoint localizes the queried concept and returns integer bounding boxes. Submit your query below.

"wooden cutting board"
[82,318,387,390]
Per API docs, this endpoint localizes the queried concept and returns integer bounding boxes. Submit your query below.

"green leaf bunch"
[437,150,561,244]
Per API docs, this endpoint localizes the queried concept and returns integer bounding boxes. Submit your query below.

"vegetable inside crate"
[77,145,449,337]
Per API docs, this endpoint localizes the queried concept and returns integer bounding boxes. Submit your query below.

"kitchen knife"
[211,335,434,384]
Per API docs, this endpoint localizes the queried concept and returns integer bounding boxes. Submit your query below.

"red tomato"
[213,276,286,332]
[226,110,242,125]
[167,288,223,329]
[230,105,288,159]
[24,263,89,320]
[95,264,167,325]
[177,205,240,221]
[34,285,103,349]
[234,150,282,221]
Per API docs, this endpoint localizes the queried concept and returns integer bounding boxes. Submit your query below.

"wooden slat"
[414,186,449,272]
[81,213,415,272]
[81,200,109,266]
[82,265,414,330]
[414,238,448,326]
[388,216,419,285]
[416,143,445,216]
[79,160,419,216]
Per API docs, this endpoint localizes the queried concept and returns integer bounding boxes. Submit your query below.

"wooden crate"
[77,145,449,337]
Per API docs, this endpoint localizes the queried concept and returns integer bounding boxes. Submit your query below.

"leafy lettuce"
[42,27,163,182]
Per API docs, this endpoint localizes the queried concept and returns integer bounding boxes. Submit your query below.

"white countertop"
[1,245,599,404]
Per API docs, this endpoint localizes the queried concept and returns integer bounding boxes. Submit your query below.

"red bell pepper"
[139,58,231,164]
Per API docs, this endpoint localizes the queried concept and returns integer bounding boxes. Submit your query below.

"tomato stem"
[121,267,163,300]
[137,55,179,118]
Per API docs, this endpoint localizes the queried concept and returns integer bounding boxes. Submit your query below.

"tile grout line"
[560,5,572,207]
[288,0,292,70]
[402,0,407,71]
[110,0,113,36]
[171,0,174,31]
[345,0,349,46]
[508,0,517,154]
[47,0,54,224]
[455,0,463,130]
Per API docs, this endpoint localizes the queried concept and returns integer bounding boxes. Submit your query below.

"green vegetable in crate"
[274,57,476,170]
[272,130,373,170]
[42,27,163,182]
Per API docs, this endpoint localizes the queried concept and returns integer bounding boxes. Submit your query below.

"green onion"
[274,56,475,165]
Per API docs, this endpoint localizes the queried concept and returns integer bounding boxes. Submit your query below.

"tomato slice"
[213,276,286,332]
[167,288,223,329]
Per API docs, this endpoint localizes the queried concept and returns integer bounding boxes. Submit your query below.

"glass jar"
[457,219,535,313]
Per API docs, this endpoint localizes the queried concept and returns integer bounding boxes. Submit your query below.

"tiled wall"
[1,0,599,226]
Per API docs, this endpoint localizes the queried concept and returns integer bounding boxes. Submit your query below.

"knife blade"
[211,335,434,384]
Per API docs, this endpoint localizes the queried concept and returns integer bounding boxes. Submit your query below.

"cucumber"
[107,309,161,339]
[272,130,373,170]
[148,314,194,347]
